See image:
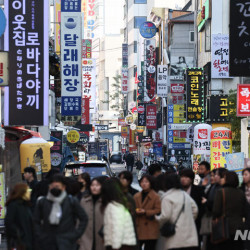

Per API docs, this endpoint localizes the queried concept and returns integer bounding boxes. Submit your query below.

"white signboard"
[157,65,168,97]
[193,124,212,155]
[0,52,8,86]
[61,9,82,116]
[168,124,192,130]
[82,58,96,113]
[211,34,230,78]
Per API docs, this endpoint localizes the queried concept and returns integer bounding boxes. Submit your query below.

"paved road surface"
[110,163,141,191]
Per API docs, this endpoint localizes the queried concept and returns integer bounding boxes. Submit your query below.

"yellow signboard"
[173,137,187,143]
[67,130,80,143]
[212,123,232,130]
[173,105,185,111]
[173,111,185,118]
[173,118,186,123]
[0,173,5,220]
[55,0,61,55]
[20,140,51,174]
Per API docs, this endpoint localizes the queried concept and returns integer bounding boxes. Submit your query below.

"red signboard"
[138,105,145,114]
[146,105,157,129]
[198,129,208,139]
[237,84,250,116]
[118,118,126,126]
[171,83,185,94]
[81,98,90,124]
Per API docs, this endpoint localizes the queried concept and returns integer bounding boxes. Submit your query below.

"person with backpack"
[34,174,88,250]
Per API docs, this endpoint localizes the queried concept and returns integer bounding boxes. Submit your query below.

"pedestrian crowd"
[4,162,250,250]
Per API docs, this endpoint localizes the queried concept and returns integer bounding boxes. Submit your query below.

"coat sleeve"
[155,197,172,223]
[5,203,19,239]
[189,196,198,220]
[212,189,223,219]
[145,195,161,217]
[73,197,89,239]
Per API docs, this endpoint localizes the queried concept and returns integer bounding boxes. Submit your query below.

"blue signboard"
[61,0,81,12]
[168,143,191,149]
[0,8,6,38]
[98,141,108,160]
[139,22,157,38]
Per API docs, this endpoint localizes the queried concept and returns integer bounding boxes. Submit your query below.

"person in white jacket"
[156,174,199,250]
[101,178,137,250]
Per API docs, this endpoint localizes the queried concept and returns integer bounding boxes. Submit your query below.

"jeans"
[127,165,133,172]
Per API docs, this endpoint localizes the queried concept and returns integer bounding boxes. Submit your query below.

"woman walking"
[134,175,161,250]
[77,172,91,201]
[102,178,137,250]
[5,183,34,250]
[156,174,198,250]
[79,177,105,250]
[213,171,245,250]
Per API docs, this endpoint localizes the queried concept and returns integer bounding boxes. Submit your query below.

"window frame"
[134,16,147,29]
[134,0,147,3]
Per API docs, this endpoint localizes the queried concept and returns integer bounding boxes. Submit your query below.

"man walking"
[124,152,135,172]
[34,174,88,250]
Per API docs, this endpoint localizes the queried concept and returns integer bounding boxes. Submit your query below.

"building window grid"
[134,16,147,29]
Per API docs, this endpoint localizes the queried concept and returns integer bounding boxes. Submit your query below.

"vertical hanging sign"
[186,68,204,123]
[145,39,157,102]
[61,0,82,116]
[157,65,168,97]
[146,105,157,129]
[82,58,96,113]
[82,39,92,58]
[5,0,49,125]
[121,43,128,94]
[54,0,61,55]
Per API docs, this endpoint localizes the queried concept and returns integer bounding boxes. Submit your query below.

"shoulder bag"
[160,192,185,237]
[211,188,230,244]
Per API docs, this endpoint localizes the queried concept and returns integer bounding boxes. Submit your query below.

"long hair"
[6,183,28,206]
[101,178,128,211]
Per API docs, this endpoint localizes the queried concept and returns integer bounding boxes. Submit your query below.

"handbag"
[160,193,185,237]
[211,188,230,244]
[200,213,212,235]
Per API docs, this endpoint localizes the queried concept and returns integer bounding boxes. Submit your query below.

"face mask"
[50,188,62,197]
[199,174,205,179]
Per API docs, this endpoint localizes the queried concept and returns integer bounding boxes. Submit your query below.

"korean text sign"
[122,44,128,94]
[6,0,49,125]
[237,84,250,116]
[157,65,168,97]
[61,0,82,116]
[81,97,89,124]
[82,58,96,113]
[230,0,250,76]
[186,68,204,122]
[146,105,157,130]
[82,39,92,58]
[211,34,229,78]
[210,95,230,121]
[211,128,232,169]
[138,103,146,126]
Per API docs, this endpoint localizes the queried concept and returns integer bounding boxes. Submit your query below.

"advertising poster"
[153,142,163,160]
[186,68,204,123]
[226,152,244,183]
[82,58,96,113]
[157,65,168,97]
[237,84,250,116]
[146,105,157,129]
[82,39,92,58]
[0,173,5,226]
[211,34,230,78]
[88,142,98,160]
[170,56,194,76]
[98,141,108,159]
[61,0,82,116]
[20,138,51,174]
[230,0,250,76]
[145,39,157,102]
[54,0,61,55]
[6,0,49,125]
[210,128,232,169]
[50,131,63,167]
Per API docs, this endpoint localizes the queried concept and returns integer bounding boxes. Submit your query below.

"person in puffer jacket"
[101,178,137,250]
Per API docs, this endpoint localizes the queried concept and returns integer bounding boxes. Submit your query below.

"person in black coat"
[34,174,88,250]
[124,152,135,172]
[119,171,138,196]
[5,183,34,250]
[180,168,205,247]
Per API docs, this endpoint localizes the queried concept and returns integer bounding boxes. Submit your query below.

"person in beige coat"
[156,174,199,250]
[79,177,105,250]
[134,175,161,250]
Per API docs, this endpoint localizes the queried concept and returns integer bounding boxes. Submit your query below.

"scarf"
[47,190,67,225]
